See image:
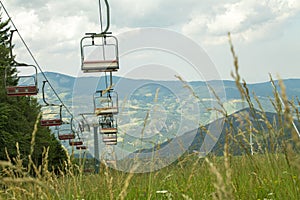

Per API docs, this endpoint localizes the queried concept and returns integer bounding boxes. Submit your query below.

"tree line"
[0,12,67,171]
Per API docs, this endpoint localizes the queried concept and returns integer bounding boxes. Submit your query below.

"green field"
[1,149,300,199]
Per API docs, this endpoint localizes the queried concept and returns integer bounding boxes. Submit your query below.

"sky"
[1,0,300,83]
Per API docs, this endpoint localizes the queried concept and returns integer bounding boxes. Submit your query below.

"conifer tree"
[0,12,67,171]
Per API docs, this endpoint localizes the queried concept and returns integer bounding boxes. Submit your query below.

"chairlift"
[99,114,117,133]
[69,140,84,146]
[76,145,88,150]
[40,105,63,126]
[80,0,119,73]
[102,146,117,166]
[79,120,90,132]
[5,64,38,96]
[80,33,119,73]
[94,89,118,116]
[74,137,88,150]
[71,137,87,149]
[71,124,88,149]
[78,114,91,132]
[40,81,63,126]
[57,122,75,140]
[100,115,117,145]
[102,133,117,145]
[5,30,38,96]
[58,134,75,140]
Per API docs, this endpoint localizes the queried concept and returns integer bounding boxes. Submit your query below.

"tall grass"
[1,34,300,199]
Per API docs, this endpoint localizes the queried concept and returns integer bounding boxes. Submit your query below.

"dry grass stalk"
[175,75,200,100]
[205,157,228,200]
[28,112,41,174]
[118,164,139,200]
[185,154,202,192]
[104,164,114,200]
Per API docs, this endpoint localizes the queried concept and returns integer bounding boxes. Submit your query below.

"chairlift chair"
[94,89,118,116]
[57,122,75,140]
[100,115,118,145]
[79,120,87,132]
[5,64,38,96]
[40,105,63,126]
[58,134,75,140]
[40,81,63,126]
[102,133,117,145]
[80,33,119,73]
[76,145,88,150]
[99,115,118,134]
[71,123,88,149]
[72,134,87,149]
[69,140,84,146]
[78,114,91,132]
[103,146,117,166]
[5,30,39,96]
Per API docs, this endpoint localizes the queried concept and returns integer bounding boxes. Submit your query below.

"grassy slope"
[1,152,299,199]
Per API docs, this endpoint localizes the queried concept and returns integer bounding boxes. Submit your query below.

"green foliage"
[0,12,67,171]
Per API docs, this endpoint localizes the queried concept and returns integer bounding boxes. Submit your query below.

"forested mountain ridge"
[38,71,300,103]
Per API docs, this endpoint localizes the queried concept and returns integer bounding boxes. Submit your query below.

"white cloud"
[207,2,248,34]
[6,0,300,46]
[182,0,300,44]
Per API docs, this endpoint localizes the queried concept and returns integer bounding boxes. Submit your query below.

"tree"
[0,11,67,171]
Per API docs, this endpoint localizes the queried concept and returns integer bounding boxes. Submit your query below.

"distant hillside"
[127,107,298,160]
[34,72,300,156]
[36,72,300,104]
[189,107,298,156]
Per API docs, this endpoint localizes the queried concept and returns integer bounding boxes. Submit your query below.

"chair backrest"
[80,34,119,73]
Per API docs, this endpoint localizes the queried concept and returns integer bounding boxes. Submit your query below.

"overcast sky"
[2,0,300,83]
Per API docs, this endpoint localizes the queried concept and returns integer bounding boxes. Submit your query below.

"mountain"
[38,72,300,113]
[32,72,300,157]
[36,72,300,108]
[127,107,298,158]
[189,107,298,156]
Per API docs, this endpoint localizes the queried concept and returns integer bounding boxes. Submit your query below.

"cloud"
[4,0,103,72]
[7,0,299,51]
[182,0,300,44]
[110,0,190,27]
